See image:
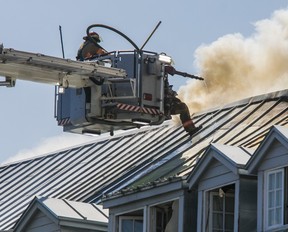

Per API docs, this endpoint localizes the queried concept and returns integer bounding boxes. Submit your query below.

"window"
[209,192,234,232]
[119,216,143,232]
[149,200,178,232]
[155,207,167,232]
[204,185,235,232]
[265,168,285,230]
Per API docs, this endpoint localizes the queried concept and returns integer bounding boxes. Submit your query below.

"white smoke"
[2,134,97,165]
[178,9,288,112]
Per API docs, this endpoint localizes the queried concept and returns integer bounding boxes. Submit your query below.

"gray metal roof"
[209,143,252,166]
[129,90,288,186]
[274,125,288,140]
[13,196,108,232]
[0,89,287,231]
[36,196,108,222]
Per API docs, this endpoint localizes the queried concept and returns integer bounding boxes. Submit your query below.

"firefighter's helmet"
[83,32,101,43]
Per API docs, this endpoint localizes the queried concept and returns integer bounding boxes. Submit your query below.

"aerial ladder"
[0,24,203,136]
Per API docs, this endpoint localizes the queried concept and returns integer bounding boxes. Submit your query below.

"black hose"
[86,24,140,51]
[89,76,104,85]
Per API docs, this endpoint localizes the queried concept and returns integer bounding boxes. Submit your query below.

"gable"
[188,143,252,190]
[247,126,288,173]
[22,210,60,232]
[197,157,239,191]
[256,139,288,171]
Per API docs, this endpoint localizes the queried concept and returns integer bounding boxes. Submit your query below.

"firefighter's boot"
[183,120,202,136]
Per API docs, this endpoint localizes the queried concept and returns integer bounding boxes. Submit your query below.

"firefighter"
[164,66,202,136]
[76,32,107,61]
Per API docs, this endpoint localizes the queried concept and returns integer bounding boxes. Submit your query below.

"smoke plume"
[178,9,288,112]
[2,134,97,165]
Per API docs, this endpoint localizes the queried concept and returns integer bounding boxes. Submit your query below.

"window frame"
[208,192,235,232]
[150,206,167,232]
[148,199,179,232]
[264,168,285,230]
[202,184,236,232]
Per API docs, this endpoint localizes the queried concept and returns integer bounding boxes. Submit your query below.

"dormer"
[187,143,256,232]
[247,125,288,231]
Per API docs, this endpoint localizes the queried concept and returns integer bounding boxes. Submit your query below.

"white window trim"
[265,168,285,231]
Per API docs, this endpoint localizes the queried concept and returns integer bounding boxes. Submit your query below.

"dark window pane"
[134,219,143,231]
[213,213,223,229]
[122,219,133,232]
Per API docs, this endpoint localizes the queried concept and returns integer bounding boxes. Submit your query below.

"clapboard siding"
[200,158,227,178]
[198,159,238,191]
[24,211,60,232]
[258,140,288,171]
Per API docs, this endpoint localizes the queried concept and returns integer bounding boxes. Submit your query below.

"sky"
[1,0,288,164]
